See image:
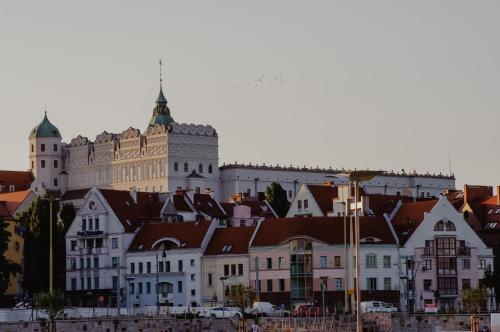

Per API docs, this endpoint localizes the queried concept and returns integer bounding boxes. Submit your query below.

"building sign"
[77,230,104,237]
[424,303,438,314]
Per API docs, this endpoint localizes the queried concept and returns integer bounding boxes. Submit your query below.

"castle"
[27,84,456,201]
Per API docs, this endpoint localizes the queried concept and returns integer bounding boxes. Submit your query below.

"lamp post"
[220,276,229,318]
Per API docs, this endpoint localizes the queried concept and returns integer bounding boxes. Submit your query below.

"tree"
[35,290,65,332]
[480,265,496,289]
[461,287,487,313]
[17,196,75,295]
[227,284,256,314]
[0,218,21,296]
[265,182,290,217]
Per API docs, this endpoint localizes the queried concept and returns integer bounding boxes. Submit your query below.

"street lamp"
[220,276,229,318]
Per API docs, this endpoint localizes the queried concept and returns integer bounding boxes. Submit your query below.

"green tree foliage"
[0,218,21,296]
[480,265,496,289]
[35,290,65,331]
[226,284,256,314]
[461,287,487,313]
[17,196,76,295]
[265,182,290,217]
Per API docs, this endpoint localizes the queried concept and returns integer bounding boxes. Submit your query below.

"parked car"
[292,304,325,317]
[360,301,397,313]
[252,302,290,317]
[202,307,242,319]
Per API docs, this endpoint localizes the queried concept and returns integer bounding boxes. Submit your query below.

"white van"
[360,301,397,313]
[252,302,290,317]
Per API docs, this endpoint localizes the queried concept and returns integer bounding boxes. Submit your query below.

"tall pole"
[49,199,53,293]
[255,256,260,301]
[117,261,121,317]
[221,279,226,318]
[343,200,348,313]
[156,252,160,316]
[354,181,362,332]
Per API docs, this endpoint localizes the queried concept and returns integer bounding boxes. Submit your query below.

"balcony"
[422,248,435,256]
[457,247,471,256]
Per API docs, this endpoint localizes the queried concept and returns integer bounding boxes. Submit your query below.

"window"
[199,163,203,173]
[238,264,243,275]
[71,278,77,290]
[436,237,456,256]
[177,281,182,293]
[437,257,457,275]
[80,258,84,270]
[130,283,135,294]
[88,217,93,230]
[174,162,178,171]
[367,278,377,291]
[94,257,99,268]
[87,277,91,289]
[191,289,196,296]
[146,282,151,294]
[191,274,195,281]
[383,255,391,268]
[147,262,151,273]
[334,256,341,268]
[71,240,77,251]
[434,220,456,231]
[320,277,328,290]
[130,263,135,274]
[31,161,34,169]
[278,257,285,269]
[190,259,195,267]
[208,164,213,174]
[94,277,99,289]
[53,159,58,168]
[70,259,76,270]
[438,277,457,296]
[297,200,302,210]
[425,240,435,255]
[41,160,46,168]
[86,257,91,269]
[195,187,200,194]
[279,279,285,292]
[384,277,391,290]
[320,256,327,268]
[479,259,487,269]
[231,264,236,275]
[166,261,171,272]
[183,163,188,172]
[112,257,119,268]
[31,144,34,153]
[266,257,272,270]
[224,264,229,276]
[178,260,183,272]
[81,277,85,290]
[94,217,99,230]
[158,262,163,273]
[462,279,471,290]
[462,259,470,270]
[304,199,308,209]
[111,238,118,249]
[139,262,143,274]
[41,144,45,152]
[423,259,432,271]
[334,278,343,291]
[267,280,273,292]
[423,279,432,291]
[53,144,58,152]
[288,190,292,198]
[366,254,377,268]
[208,273,213,286]
[138,282,143,294]
[112,276,118,291]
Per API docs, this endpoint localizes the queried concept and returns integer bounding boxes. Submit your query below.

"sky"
[0,0,499,189]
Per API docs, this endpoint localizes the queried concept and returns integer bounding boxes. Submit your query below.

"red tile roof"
[205,226,256,255]
[99,189,164,232]
[173,194,194,212]
[128,220,211,251]
[193,194,226,218]
[0,171,33,193]
[219,202,236,217]
[61,188,90,201]
[0,190,32,218]
[307,185,338,215]
[251,216,396,247]
[390,199,438,243]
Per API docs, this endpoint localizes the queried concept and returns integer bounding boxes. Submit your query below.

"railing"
[423,248,435,256]
[457,247,470,256]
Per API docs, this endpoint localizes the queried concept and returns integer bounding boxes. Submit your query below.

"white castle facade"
[28,85,456,201]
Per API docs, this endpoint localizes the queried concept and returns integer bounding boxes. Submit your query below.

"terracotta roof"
[99,189,164,232]
[61,188,90,201]
[219,202,236,217]
[306,185,338,215]
[173,193,194,212]
[128,220,211,251]
[193,193,226,218]
[0,190,32,218]
[0,171,33,193]
[390,199,438,243]
[205,226,256,255]
[251,216,396,247]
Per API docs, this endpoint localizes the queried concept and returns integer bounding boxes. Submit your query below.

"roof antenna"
[159,59,163,88]
[44,104,47,116]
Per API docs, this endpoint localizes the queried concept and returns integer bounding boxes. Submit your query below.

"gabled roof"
[251,216,396,247]
[0,190,33,218]
[172,193,195,213]
[193,193,226,218]
[390,199,438,243]
[61,188,90,201]
[98,189,164,232]
[205,226,256,255]
[306,185,338,215]
[0,170,33,193]
[128,220,211,252]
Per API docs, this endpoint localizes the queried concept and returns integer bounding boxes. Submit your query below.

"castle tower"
[28,112,63,192]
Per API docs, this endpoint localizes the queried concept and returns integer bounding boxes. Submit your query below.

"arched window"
[366,254,377,268]
[184,163,188,172]
[434,221,444,231]
[199,163,203,173]
[208,164,213,174]
[445,221,456,231]
[174,162,178,172]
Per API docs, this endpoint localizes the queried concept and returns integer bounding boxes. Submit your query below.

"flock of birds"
[230,73,285,89]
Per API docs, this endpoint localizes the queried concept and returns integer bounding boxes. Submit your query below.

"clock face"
[89,201,96,210]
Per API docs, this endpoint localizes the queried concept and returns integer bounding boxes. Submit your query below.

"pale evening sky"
[0,1,499,189]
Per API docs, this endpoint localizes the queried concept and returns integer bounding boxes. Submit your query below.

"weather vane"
[159,59,163,87]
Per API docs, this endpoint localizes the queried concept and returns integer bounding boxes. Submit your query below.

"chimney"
[497,186,500,206]
[130,187,138,204]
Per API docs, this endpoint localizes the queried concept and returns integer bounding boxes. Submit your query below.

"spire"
[149,59,174,127]
[29,110,61,139]
[156,59,167,105]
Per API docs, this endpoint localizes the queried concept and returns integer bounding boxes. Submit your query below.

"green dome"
[29,113,61,139]
[149,87,174,127]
